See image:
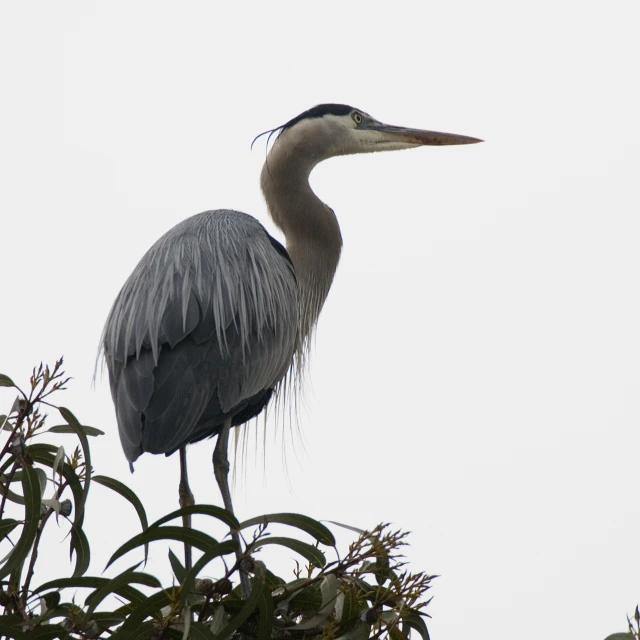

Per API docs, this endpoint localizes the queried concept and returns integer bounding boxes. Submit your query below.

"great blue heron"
[102,103,481,566]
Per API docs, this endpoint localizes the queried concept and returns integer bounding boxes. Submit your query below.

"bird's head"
[258,103,482,167]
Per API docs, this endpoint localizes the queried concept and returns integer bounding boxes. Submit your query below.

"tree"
[0,361,435,640]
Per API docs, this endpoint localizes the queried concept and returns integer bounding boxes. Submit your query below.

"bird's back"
[102,209,297,464]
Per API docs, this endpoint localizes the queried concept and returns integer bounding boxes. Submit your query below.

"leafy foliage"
[603,606,640,640]
[0,361,436,639]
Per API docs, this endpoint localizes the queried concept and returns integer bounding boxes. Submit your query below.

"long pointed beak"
[365,122,483,146]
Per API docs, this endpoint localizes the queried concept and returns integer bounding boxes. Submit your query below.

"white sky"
[1,1,640,638]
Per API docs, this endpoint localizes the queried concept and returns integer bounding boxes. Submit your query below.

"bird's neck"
[260,141,343,346]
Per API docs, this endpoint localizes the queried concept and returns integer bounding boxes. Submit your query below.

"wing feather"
[102,209,297,463]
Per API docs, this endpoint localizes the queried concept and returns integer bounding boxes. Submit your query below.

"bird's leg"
[213,419,250,597]
[213,420,234,515]
[179,446,194,572]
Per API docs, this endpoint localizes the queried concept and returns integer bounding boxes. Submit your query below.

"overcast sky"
[2,2,640,638]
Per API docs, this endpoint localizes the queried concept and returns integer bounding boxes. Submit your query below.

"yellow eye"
[352,112,362,125]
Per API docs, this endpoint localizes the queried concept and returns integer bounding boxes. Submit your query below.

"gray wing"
[102,209,297,463]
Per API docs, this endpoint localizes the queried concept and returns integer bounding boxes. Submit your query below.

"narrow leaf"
[34,468,47,499]
[58,406,91,523]
[117,589,175,634]
[91,611,127,631]
[0,518,20,540]
[402,612,431,640]
[15,626,68,639]
[41,499,61,515]
[294,574,338,630]
[375,548,391,586]
[0,374,15,387]
[113,620,156,639]
[52,446,65,478]
[335,622,370,640]
[150,504,238,531]
[240,513,335,546]
[188,622,218,640]
[94,474,149,563]
[47,425,105,437]
[0,464,41,580]
[0,486,26,505]
[28,445,84,530]
[320,574,339,614]
[216,567,266,640]
[106,526,220,570]
[251,536,326,567]
[209,605,225,635]
[289,587,322,614]
[336,585,361,633]
[35,576,147,605]
[327,520,366,536]
[85,571,162,616]
[169,548,187,583]
[70,525,91,577]
[93,475,148,534]
[179,539,238,609]
[256,585,274,640]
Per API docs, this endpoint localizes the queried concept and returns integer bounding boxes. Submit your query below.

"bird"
[101,103,481,565]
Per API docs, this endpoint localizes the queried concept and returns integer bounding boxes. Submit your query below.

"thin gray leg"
[213,419,250,596]
[179,446,194,572]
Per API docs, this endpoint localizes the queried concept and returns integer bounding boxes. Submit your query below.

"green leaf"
[116,588,175,634]
[94,474,149,563]
[93,475,148,546]
[34,468,47,499]
[150,504,239,531]
[188,622,218,640]
[112,619,157,639]
[289,587,322,614]
[603,635,634,640]
[0,618,27,640]
[294,574,338,630]
[0,485,27,506]
[0,518,19,541]
[402,612,431,640]
[336,585,361,633]
[15,625,68,639]
[85,571,162,616]
[42,591,60,609]
[320,574,339,614]
[106,526,220,570]
[91,611,127,631]
[35,576,147,606]
[0,464,41,580]
[390,625,407,640]
[256,585,274,640]
[264,567,286,591]
[169,548,187,583]
[47,425,105,437]
[217,567,266,640]
[28,444,84,530]
[375,547,392,586]
[251,536,326,567]
[327,520,366,536]
[179,540,237,609]
[335,622,370,640]
[240,513,335,546]
[69,525,91,578]
[57,406,91,523]
[0,374,15,387]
